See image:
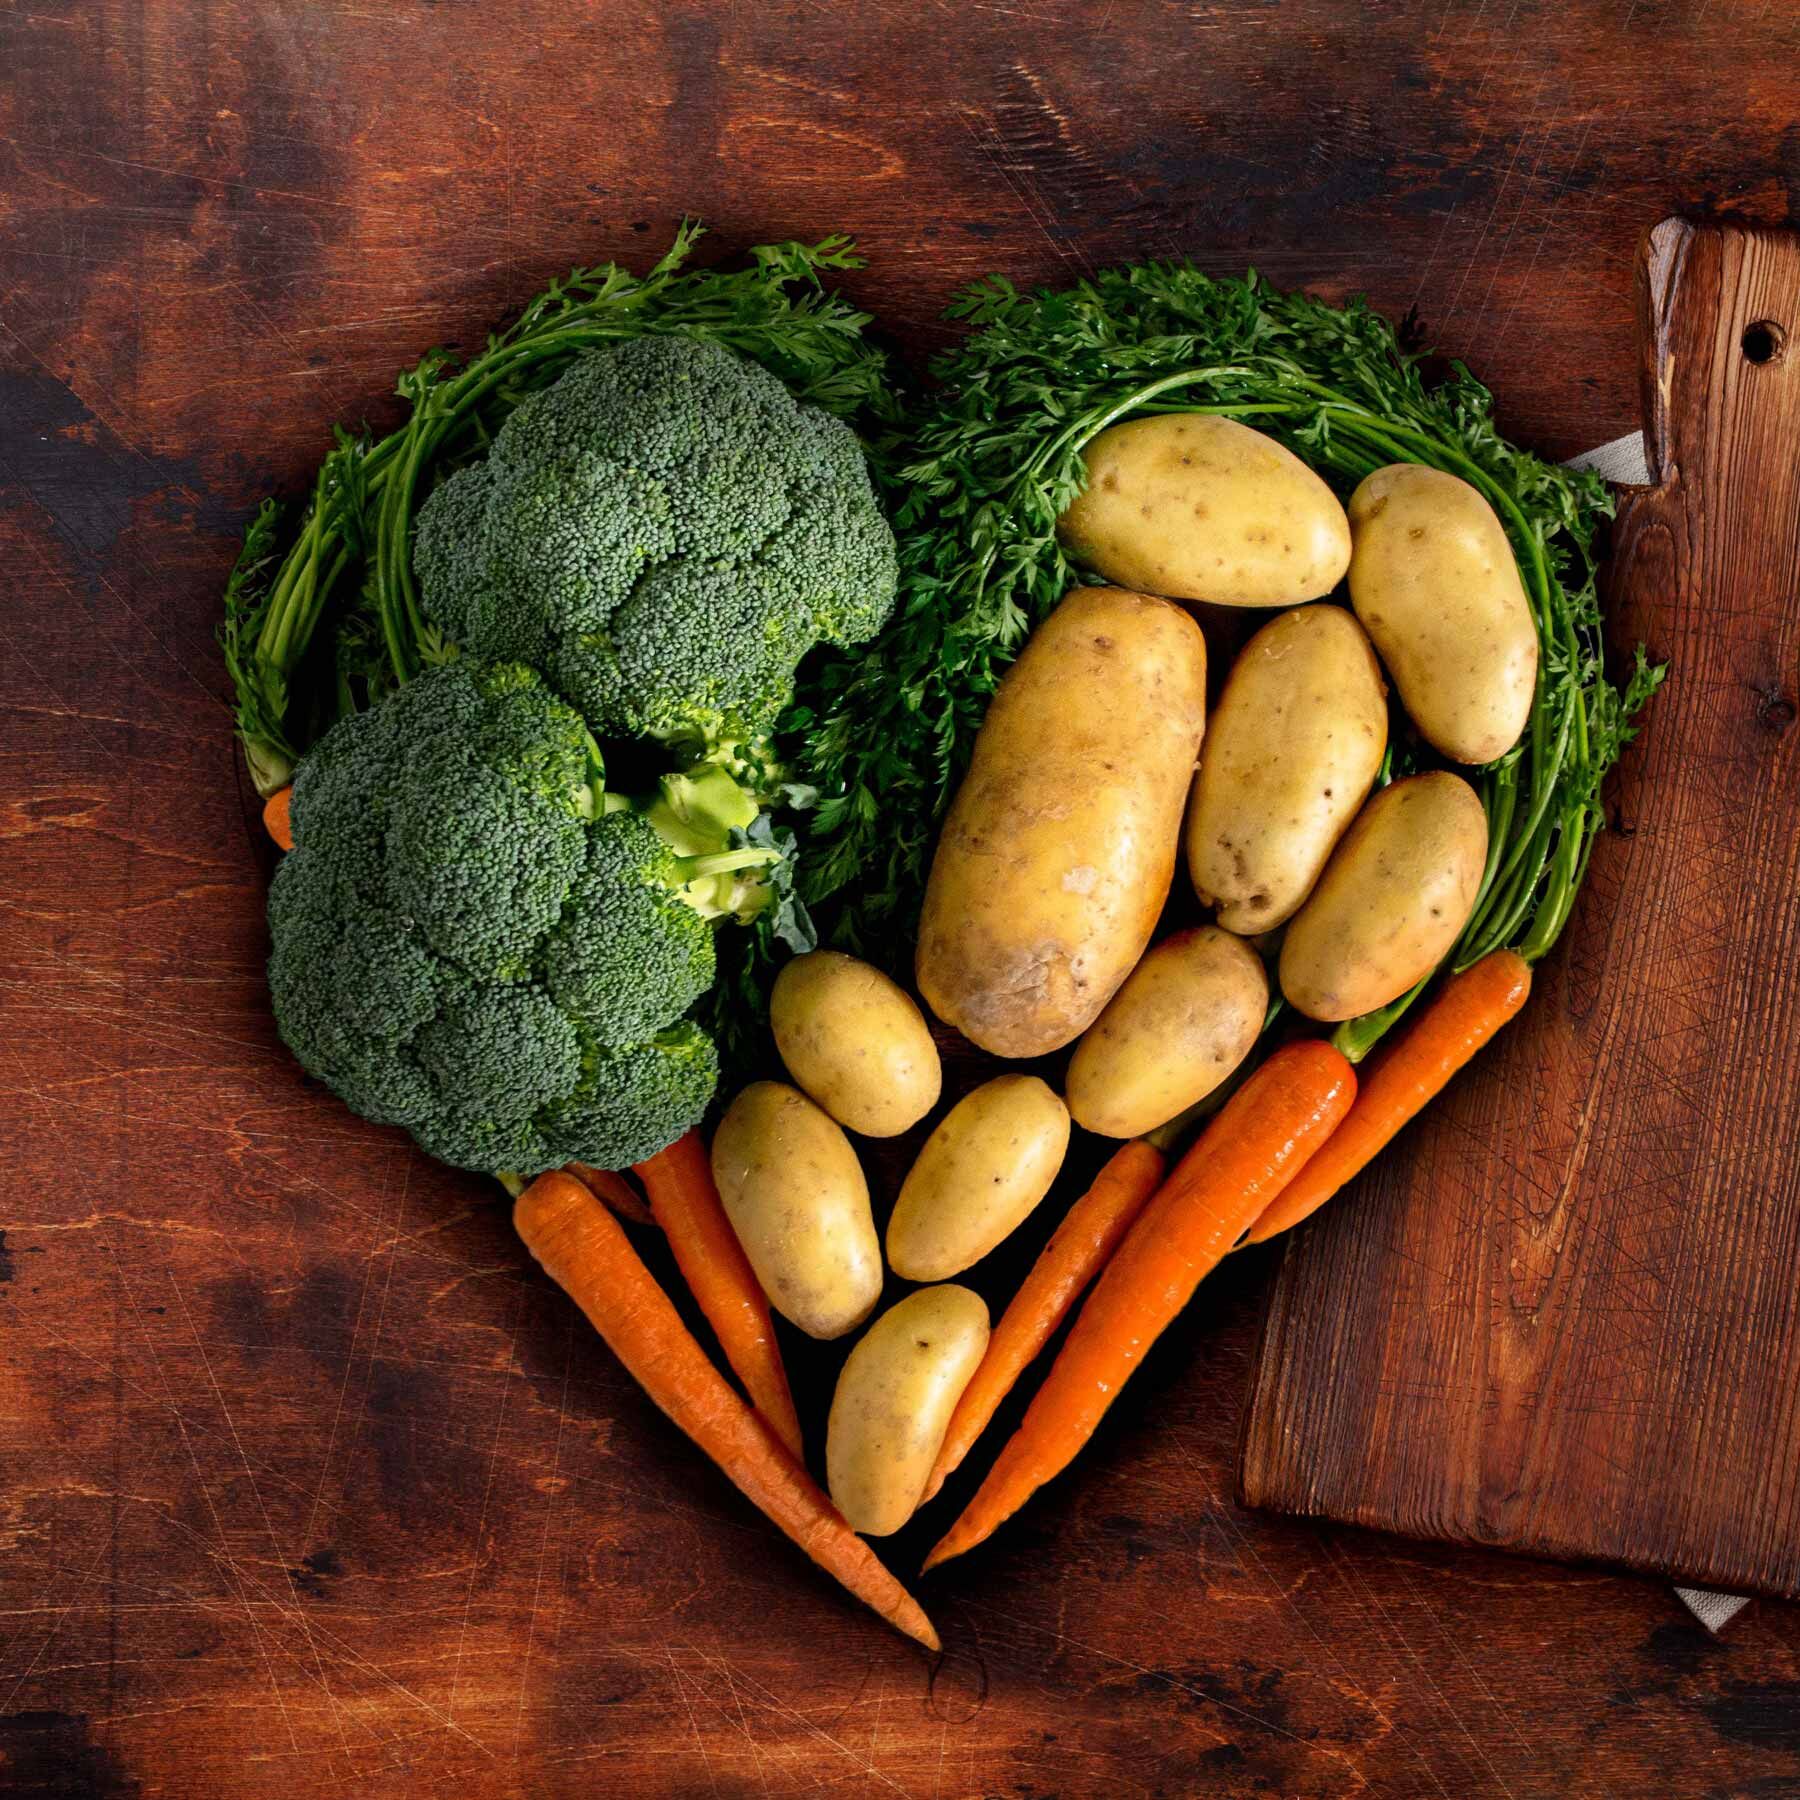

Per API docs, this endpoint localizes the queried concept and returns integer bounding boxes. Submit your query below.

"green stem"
[1021,365,1267,486]
[681,847,781,880]
[1468,764,1519,922]
[1331,970,1432,1064]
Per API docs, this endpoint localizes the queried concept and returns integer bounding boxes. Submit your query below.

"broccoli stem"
[679,847,780,880]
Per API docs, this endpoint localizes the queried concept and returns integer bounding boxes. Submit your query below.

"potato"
[1279,773,1488,1021]
[770,951,941,1138]
[916,586,1207,1057]
[1348,463,1538,764]
[1058,415,1352,606]
[1185,605,1388,932]
[1066,926,1268,1138]
[827,1286,990,1536]
[886,1075,1071,1281]
[711,1082,881,1340]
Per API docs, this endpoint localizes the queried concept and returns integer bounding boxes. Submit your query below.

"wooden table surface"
[4,4,1800,1796]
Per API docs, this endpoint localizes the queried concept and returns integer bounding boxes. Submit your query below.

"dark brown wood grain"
[1242,219,1800,1599]
[5,5,1800,1797]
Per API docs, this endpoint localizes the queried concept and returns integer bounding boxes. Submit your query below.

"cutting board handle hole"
[1741,320,1786,364]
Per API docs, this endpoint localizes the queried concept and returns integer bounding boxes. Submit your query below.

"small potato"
[711,1082,881,1340]
[1280,773,1488,1022]
[1186,605,1388,932]
[828,1286,990,1536]
[1066,926,1268,1138]
[1058,414,1352,607]
[916,586,1208,1058]
[770,951,941,1138]
[887,1075,1071,1281]
[1348,463,1538,764]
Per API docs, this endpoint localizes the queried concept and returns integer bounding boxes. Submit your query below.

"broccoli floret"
[536,1023,721,1172]
[413,335,898,758]
[413,985,583,1169]
[266,659,760,1174]
[542,811,718,1048]
[387,762,586,981]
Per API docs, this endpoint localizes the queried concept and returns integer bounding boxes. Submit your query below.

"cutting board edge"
[1235,1461,1800,1604]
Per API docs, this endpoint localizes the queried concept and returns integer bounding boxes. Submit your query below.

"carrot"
[263,785,294,850]
[922,1040,1354,1572]
[919,1139,1165,1507]
[514,1171,938,1650]
[1245,951,1531,1247]
[634,1131,805,1461]
[568,1162,656,1229]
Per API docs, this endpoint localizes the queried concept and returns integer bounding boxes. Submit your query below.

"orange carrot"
[263,785,294,850]
[919,1139,1165,1507]
[634,1131,805,1462]
[515,1171,937,1650]
[1245,951,1531,1247]
[568,1162,656,1229]
[922,1040,1354,1571]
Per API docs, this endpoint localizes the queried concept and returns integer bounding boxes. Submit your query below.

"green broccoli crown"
[266,659,740,1175]
[413,334,898,755]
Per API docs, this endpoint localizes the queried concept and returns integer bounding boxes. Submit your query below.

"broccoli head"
[266,658,761,1174]
[412,334,898,757]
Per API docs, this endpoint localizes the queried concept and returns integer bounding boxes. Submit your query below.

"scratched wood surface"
[1241,218,1800,1596]
[4,4,1800,1797]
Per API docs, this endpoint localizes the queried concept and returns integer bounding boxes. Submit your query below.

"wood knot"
[1757,688,1796,734]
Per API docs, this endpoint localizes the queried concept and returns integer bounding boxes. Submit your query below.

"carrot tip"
[568,1163,656,1229]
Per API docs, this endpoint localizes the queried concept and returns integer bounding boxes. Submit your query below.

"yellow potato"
[916,586,1207,1057]
[1279,773,1488,1022]
[1348,463,1538,764]
[1058,414,1352,606]
[1185,605,1388,932]
[770,951,941,1138]
[1066,926,1268,1138]
[710,1081,880,1340]
[827,1286,989,1536]
[886,1075,1071,1281]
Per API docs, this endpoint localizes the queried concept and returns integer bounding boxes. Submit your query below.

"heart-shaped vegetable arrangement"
[225,226,1657,1649]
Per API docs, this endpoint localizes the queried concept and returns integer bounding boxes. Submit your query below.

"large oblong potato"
[1348,463,1538,764]
[1186,605,1388,932]
[1280,772,1488,1022]
[1058,415,1352,606]
[770,951,941,1137]
[1066,926,1268,1138]
[711,1082,881,1340]
[827,1286,990,1536]
[916,585,1207,1058]
[886,1075,1071,1281]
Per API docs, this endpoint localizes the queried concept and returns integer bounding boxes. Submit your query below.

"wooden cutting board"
[1239,217,1800,1600]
